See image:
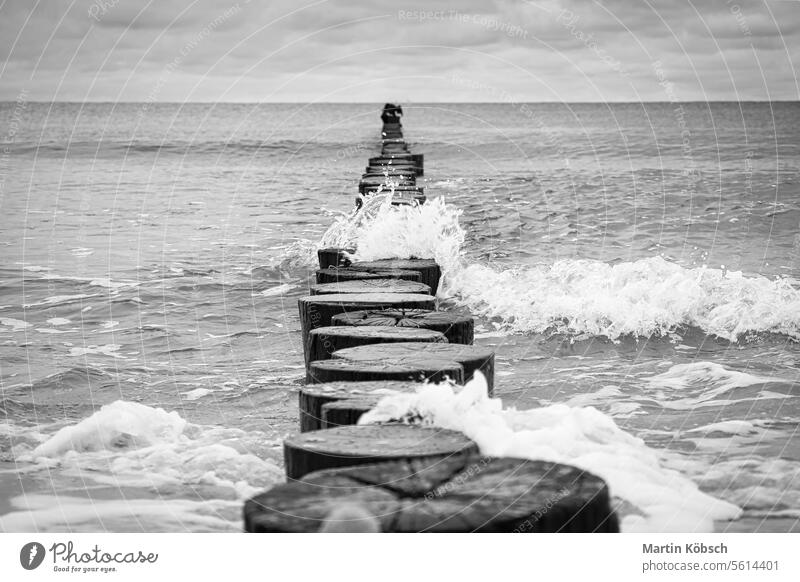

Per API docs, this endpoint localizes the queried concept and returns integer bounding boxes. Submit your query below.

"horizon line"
[1,99,798,105]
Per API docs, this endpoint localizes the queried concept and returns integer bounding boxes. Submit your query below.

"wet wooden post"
[306,325,447,381]
[331,308,475,345]
[282,424,477,480]
[245,454,619,532]
[317,247,353,269]
[329,342,495,395]
[309,278,431,296]
[299,380,422,432]
[348,258,442,294]
[298,293,435,358]
[315,267,421,284]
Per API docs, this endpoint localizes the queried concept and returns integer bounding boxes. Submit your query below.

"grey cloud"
[0,0,797,101]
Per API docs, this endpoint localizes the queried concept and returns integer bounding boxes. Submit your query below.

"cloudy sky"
[1,0,798,102]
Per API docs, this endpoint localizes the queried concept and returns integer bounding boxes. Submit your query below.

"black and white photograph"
[1,0,799,578]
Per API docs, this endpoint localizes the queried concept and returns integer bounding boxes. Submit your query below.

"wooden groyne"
[244,107,619,533]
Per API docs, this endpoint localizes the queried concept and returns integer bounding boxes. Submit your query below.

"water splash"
[277,194,800,342]
[19,401,283,500]
[359,372,742,532]
[450,257,800,341]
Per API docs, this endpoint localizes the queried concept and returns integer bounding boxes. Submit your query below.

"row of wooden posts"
[244,114,619,532]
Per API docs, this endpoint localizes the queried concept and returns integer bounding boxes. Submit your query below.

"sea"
[0,101,798,532]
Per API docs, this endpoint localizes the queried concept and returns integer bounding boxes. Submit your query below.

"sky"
[0,0,798,102]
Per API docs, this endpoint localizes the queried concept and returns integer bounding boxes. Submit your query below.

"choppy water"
[1,102,798,532]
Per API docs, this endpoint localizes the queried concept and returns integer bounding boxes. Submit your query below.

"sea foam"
[359,373,742,532]
[302,194,800,342]
[22,401,283,500]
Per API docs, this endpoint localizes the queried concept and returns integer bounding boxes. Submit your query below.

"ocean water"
[0,102,799,532]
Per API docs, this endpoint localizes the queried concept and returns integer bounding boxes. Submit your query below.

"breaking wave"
[289,193,800,342]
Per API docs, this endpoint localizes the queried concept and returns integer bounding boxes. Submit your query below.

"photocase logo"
[19,542,46,570]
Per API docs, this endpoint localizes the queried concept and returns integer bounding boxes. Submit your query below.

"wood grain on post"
[306,325,446,373]
[244,454,619,532]
[315,267,421,284]
[332,342,495,395]
[298,292,435,350]
[317,247,354,269]
[282,424,477,480]
[307,356,464,385]
[309,278,431,296]
[332,308,474,345]
[299,380,421,432]
[349,258,441,295]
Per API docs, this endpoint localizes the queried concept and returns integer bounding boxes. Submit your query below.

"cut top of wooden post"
[244,453,619,532]
[304,325,447,374]
[315,267,421,284]
[331,342,495,395]
[332,308,474,345]
[299,293,435,331]
[349,258,441,295]
[310,278,431,296]
[282,424,478,480]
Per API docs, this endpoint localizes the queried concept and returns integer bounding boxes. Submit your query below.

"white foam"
[0,495,240,532]
[68,344,127,359]
[47,318,71,326]
[686,421,758,436]
[183,388,213,401]
[259,283,295,297]
[0,317,31,331]
[644,362,790,410]
[359,373,741,532]
[22,401,282,500]
[450,258,800,342]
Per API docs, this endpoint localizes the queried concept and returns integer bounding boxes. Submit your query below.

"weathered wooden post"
[331,308,475,345]
[245,454,619,532]
[299,380,422,432]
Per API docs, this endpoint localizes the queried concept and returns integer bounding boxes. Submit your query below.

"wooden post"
[299,380,421,432]
[317,247,354,269]
[282,424,478,480]
[245,454,619,532]
[331,308,475,345]
[309,279,431,296]
[349,259,441,295]
[315,267,421,284]
[307,356,464,385]
[331,342,495,395]
[321,398,377,429]
[355,192,426,209]
[298,292,436,350]
[305,325,446,377]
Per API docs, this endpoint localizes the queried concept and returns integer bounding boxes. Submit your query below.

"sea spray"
[280,195,800,340]
[21,401,283,500]
[359,373,742,532]
[449,257,800,341]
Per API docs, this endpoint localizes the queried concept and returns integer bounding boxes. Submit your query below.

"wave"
[450,258,800,342]
[288,193,800,342]
[19,400,283,501]
[643,362,795,410]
